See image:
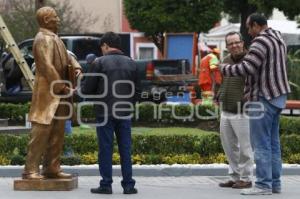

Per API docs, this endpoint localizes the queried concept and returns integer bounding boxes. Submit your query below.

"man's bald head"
[36,7,60,33]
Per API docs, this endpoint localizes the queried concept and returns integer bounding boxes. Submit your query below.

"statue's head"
[36,7,60,33]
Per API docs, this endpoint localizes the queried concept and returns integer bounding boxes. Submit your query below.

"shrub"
[61,155,82,165]
[10,147,26,165]
[64,134,98,154]
[0,155,10,165]
[284,153,300,164]
[80,153,227,165]
[3,102,300,132]
[143,154,162,164]
[1,131,300,165]
[112,153,120,164]
[135,103,218,123]
[287,53,300,100]
[79,105,96,121]
[193,133,223,156]
[0,103,30,122]
[0,103,219,124]
[10,154,25,165]
[80,152,98,164]
[281,134,300,157]
[162,153,201,164]
[0,135,28,156]
[132,134,221,155]
[280,116,300,135]
[203,153,228,164]
[132,154,145,165]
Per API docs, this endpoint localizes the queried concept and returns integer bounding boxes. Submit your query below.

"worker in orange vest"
[198,48,222,104]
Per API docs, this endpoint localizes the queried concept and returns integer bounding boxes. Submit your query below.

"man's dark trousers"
[96,117,135,189]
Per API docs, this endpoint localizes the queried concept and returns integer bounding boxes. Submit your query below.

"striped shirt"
[220,28,291,101]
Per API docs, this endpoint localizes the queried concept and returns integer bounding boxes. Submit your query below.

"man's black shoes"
[90,186,112,194]
[90,186,138,194]
[123,187,138,194]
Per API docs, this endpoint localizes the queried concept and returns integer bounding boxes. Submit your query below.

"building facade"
[51,0,161,59]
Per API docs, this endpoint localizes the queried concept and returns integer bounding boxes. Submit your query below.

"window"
[136,43,157,60]
[72,39,101,60]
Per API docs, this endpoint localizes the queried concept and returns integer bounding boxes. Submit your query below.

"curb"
[1,164,300,177]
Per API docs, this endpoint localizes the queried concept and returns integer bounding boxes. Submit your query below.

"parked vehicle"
[0,34,197,104]
[136,59,197,103]
[0,35,101,102]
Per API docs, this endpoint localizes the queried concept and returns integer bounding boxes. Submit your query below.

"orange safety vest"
[198,53,222,92]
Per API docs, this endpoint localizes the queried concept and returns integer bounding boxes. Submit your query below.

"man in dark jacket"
[81,32,139,195]
[218,31,253,189]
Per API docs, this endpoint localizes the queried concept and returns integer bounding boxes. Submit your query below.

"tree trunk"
[35,0,45,11]
[239,1,257,48]
[151,33,164,56]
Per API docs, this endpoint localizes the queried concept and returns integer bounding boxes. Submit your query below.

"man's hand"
[75,68,82,77]
[218,63,228,72]
[69,87,77,96]
[63,86,76,96]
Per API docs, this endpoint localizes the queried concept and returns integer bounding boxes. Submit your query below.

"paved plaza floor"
[1,176,300,199]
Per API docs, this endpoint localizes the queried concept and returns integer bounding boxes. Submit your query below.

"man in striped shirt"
[220,13,291,195]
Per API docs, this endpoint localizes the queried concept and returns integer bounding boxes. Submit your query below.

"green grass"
[72,126,216,137]
[132,127,216,136]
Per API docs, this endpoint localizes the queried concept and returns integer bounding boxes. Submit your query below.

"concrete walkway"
[1,164,300,177]
[1,164,300,198]
[1,176,300,199]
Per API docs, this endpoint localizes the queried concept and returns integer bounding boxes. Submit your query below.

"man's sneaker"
[219,180,236,188]
[232,180,252,189]
[240,187,272,195]
[90,186,112,194]
[123,187,138,194]
[272,188,281,194]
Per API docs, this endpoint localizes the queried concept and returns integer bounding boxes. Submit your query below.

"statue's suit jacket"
[29,28,80,125]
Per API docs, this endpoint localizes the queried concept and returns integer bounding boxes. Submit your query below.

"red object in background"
[146,62,154,80]
[192,33,198,75]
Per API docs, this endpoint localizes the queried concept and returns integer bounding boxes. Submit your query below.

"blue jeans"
[247,98,282,190]
[96,117,135,189]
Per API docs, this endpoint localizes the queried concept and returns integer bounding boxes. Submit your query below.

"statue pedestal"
[14,176,78,191]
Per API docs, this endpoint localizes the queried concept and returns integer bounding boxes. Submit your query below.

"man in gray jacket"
[218,31,253,189]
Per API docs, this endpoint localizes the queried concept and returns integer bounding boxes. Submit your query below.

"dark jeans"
[96,117,135,189]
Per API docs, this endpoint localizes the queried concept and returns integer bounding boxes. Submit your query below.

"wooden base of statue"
[14,176,78,191]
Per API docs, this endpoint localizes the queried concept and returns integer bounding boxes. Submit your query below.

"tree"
[1,0,97,43]
[102,13,115,32]
[222,0,300,47]
[222,0,274,47]
[35,0,45,11]
[273,0,300,20]
[124,0,223,53]
[1,0,37,43]
[49,0,98,35]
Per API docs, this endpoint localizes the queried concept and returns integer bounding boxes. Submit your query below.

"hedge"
[63,153,228,165]
[0,102,219,123]
[280,116,300,135]
[0,103,30,122]
[1,103,300,133]
[1,133,300,165]
[0,133,223,157]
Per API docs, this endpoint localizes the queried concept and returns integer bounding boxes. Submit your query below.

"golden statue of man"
[22,6,81,180]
